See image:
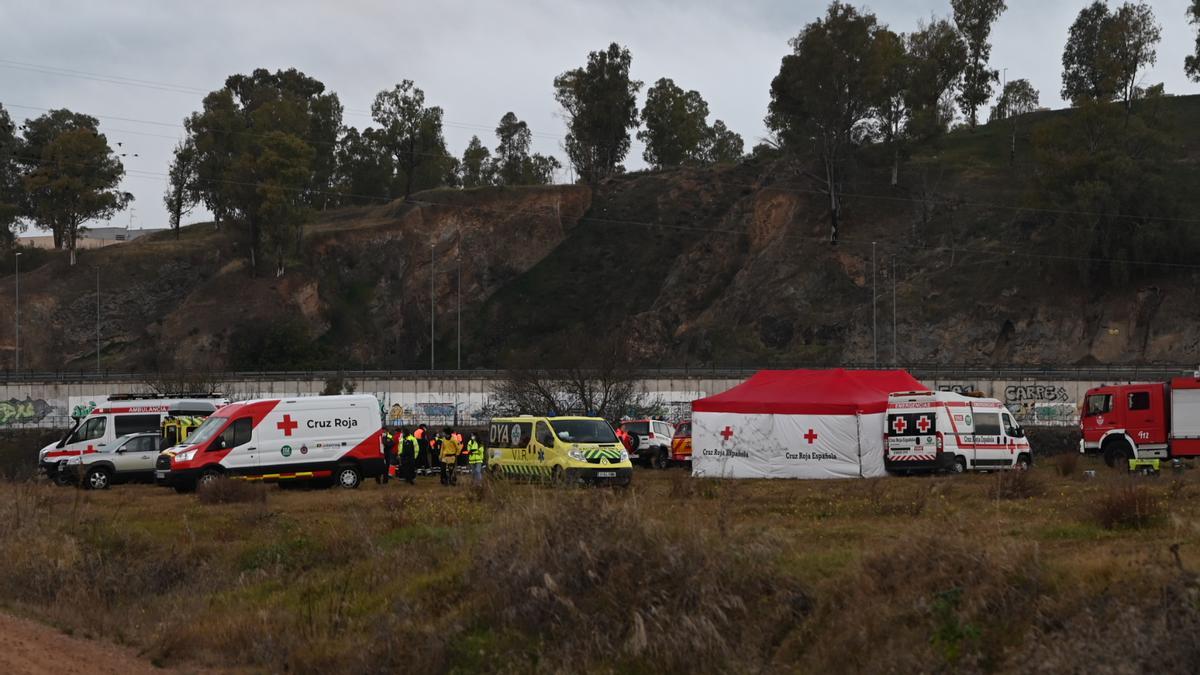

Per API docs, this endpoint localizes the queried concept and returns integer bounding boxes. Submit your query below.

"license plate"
[155,470,167,478]
[597,471,616,478]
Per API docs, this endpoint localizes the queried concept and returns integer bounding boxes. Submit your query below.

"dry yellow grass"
[1,458,1199,673]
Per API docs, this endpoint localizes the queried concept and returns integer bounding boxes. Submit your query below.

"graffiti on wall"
[1004,384,1070,403]
[937,383,979,395]
[0,397,54,425]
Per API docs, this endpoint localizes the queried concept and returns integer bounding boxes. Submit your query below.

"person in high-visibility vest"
[399,427,417,485]
[439,428,460,486]
[466,432,485,485]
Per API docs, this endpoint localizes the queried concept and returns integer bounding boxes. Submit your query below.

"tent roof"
[692,369,926,416]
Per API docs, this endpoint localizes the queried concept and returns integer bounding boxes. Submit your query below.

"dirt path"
[0,612,191,674]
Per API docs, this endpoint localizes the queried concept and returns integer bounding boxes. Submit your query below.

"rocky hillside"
[3,97,1200,372]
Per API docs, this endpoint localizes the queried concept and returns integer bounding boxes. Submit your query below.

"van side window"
[114,414,162,437]
[974,412,1002,436]
[72,417,106,443]
[1128,391,1151,411]
[536,422,554,447]
[1085,394,1112,416]
[219,418,253,449]
[1002,413,1019,437]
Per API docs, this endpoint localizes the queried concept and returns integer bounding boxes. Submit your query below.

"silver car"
[60,432,162,489]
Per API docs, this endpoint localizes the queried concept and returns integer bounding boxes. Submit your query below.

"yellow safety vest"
[467,440,484,464]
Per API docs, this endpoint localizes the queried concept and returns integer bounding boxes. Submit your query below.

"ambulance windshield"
[551,420,619,444]
[185,416,227,446]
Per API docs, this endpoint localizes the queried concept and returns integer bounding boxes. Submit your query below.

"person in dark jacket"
[378,427,398,484]
[398,427,417,485]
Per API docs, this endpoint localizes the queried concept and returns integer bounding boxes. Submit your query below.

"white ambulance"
[38,394,228,485]
[159,394,385,492]
[884,390,1033,474]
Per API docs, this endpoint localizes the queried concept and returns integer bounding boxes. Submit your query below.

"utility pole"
[96,266,101,375]
[13,252,20,376]
[456,252,462,370]
[430,242,435,371]
[871,241,877,368]
[892,255,897,367]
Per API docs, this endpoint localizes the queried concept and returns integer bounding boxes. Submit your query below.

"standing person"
[440,428,460,486]
[398,427,417,485]
[415,424,431,476]
[466,432,485,485]
[378,427,397,484]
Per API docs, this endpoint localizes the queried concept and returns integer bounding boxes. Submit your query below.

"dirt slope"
[0,612,200,674]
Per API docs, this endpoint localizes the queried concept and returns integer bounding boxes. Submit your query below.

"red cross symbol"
[804,428,818,444]
[916,416,931,433]
[720,426,734,441]
[277,414,298,437]
[83,444,96,455]
[892,417,907,434]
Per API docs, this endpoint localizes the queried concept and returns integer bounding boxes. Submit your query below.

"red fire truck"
[1080,377,1200,467]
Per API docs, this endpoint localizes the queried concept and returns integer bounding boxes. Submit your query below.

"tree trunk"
[890,146,899,187]
[825,157,839,245]
[249,219,260,276]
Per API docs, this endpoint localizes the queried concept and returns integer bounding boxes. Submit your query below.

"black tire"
[51,469,71,487]
[551,465,566,486]
[627,434,641,453]
[951,456,967,474]
[336,464,362,489]
[1103,440,1131,469]
[85,466,112,490]
[1015,453,1033,471]
[197,468,222,488]
[650,448,669,470]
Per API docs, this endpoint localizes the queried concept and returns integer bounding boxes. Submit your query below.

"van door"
[214,417,256,475]
[1001,411,1027,466]
[534,421,556,477]
[970,409,1004,469]
[57,415,108,458]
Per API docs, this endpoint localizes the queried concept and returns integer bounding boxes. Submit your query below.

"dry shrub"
[380,492,414,528]
[786,529,1042,673]
[867,480,929,516]
[1054,452,1079,477]
[196,477,266,504]
[668,474,733,500]
[1013,567,1200,673]
[1091,483,1162,530]
[988,469,1045,500]
[473,491,807,673]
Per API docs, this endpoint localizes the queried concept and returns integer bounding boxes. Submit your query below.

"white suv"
[619,419,676,469]
[60,432,162,490]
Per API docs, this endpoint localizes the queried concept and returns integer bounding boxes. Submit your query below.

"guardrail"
[0,363,1195,384]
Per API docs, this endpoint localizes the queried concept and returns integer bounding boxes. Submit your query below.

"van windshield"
[552,420,619,444]
[185,416,227,446]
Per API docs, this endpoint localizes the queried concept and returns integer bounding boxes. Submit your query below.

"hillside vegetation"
[3,96,1200,371]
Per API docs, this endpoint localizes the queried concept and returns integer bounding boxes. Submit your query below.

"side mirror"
[211,437,227,451]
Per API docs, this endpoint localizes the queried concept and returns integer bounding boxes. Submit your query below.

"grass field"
[1,460,1199,673]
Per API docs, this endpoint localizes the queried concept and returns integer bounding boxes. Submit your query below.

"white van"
[38,394,228,485]
[884,390,1032,474]
[160,394,385,491]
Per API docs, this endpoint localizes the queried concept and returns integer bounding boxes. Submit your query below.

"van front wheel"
[1103,439,1132,469]
[951,456,967,474]
[336,464,362,489]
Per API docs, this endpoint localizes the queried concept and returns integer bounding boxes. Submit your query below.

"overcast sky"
[2,0,1197,233]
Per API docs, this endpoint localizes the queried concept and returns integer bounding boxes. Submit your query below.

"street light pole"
[14,251,21,376]
[430,242,435,371]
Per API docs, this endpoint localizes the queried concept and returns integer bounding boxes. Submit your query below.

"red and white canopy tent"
[690,369,926,479]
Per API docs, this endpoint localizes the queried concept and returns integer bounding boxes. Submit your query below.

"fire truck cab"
[1081,378,1200,467]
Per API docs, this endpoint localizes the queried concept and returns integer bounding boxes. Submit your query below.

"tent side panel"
[692,411,871,479]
